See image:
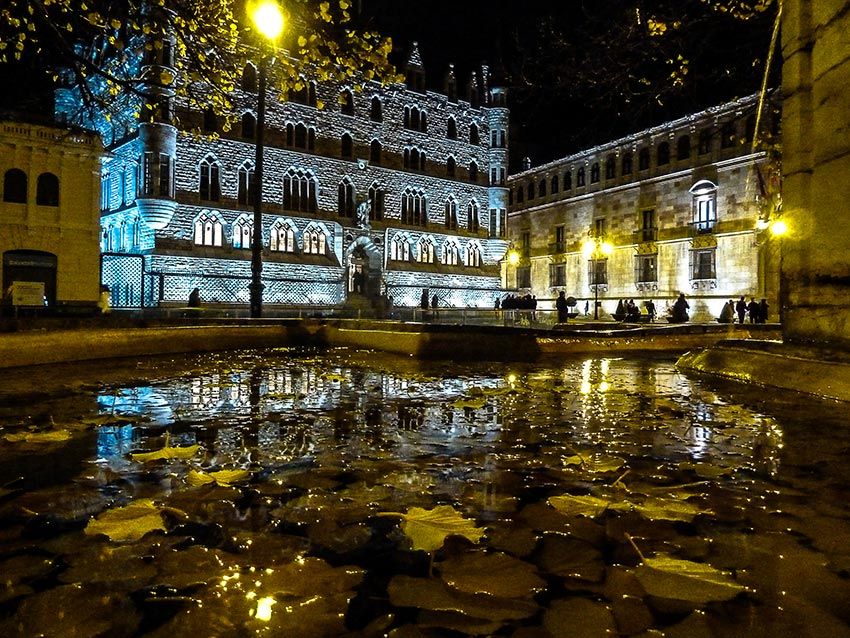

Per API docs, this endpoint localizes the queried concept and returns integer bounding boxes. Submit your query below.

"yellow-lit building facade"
[0,121,102,310]
[505,94,781,322]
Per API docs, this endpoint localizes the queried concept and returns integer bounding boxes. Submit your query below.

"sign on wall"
[10,281,45,306]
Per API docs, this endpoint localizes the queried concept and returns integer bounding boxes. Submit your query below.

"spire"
[444,63,457,102]
[404,42,426,93]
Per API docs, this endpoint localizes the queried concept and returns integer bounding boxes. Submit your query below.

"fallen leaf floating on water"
[85,499,172,542]
[380,505,485,552]
[186,468,250,487]
[437,551,547,598]
[548,493,631,518]
[634,554,748,603]
[450,396,488,410]
[633,496,712,523]
[563,453,626,474]
[130,443,200,463]
[3,430,73,444]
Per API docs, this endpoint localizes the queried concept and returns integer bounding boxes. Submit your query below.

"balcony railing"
[690,220,716,235]
[637,227,658,242]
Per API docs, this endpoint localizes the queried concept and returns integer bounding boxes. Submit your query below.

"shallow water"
[0,348,849,637]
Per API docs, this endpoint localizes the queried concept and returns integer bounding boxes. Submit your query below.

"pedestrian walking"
[735,296,747,324]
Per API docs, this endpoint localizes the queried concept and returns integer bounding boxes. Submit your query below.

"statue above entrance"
[356,196,372,231]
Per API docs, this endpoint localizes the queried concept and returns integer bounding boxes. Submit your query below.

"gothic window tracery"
[338,178,355,218]
[193,211,223,246]
[401,188,427,226]
[303,225,327,255]
[199,156,221,202]
[232,215,253,249]
[270,220,296,252]
[283,168,317,213]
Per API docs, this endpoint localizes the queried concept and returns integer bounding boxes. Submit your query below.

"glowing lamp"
[581,240,596,259]
[507,249,520,266]
[600,241,613,256]
[770,219,787,236]
[251,1,284,41]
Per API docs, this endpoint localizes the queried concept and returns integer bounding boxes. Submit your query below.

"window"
[526,182,534,201]
[36,172,59,206]
[445,198,458,229]
[241,64,257,92]
[469,123,480,145]
[283,168,318,213]
[303,225,327,255]
[232,216,252,249]
[294,122,308,149]
[465,242,482,267]
[698,130,712,155]
[468,161,479,182]
[549,263,566,287]
[489,208,497,238]
[340,89,355,115]
[237,163,255,206]
[444,240,459,265]
[467,200,479,232]
[538,179,547,198]
[517,266,531,289]
[677,135,691,160]
[516,186,524,203]
[638,148,650,171]
[203,108,217,133]
[551,174,559,193]
[622,153,633,175]
[594,218,607,238]
[337,178,355,218]
[370,139,382,165]
[158,154,172,198]
[101,173,110,211]
[490,129,506,148]
[499,209,507,238]
[577,167,586,187]
[403,106,427,132]
[605,155,616,179]
[447,117,457,140]
[403,147,425,171]
[641,208,657,241]
[691,248,716,280]
[370,96,382,121]
[564,171,572,190]
[270,221,295,252]
[291,80,317,106]
[589,259,607,286]
[657,141,670,166]
[417,237,435,263]
[193,211,223,246]
[368,183,385,220]
[142,152,154,197]
[520,230,531,255]
[446,156,456,178]
[590,162,600,183]
[691,180,717,232]
[241,112,256,139]
[401,188,427,226]
[341,133,353,159]
[199,157,220,202]
[721,122,736,148]
[634,254,657,283]
[390,235,410,261]
[490,167,505,185]
[554,225,565,253]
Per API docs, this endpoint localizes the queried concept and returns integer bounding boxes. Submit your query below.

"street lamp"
[249,0,284,318]
[582,237,613,320]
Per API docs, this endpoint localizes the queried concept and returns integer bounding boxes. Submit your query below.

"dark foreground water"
[0,348,849,637]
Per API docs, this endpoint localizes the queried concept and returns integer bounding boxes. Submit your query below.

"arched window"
[369,182,385,220]
[193,211,223,246]
[401,188,427,226]
[340,89,354,115]
[232,216,253,249]
[370,139,382,165]
[698,129,713,155]
[657,141,670,166]
[241,63,257,92]
[3,168,27,203]
[417,237,435,263]
[690,180,718,232]
[551,174,559,193]
[468,161,478,182]
[270,220,296,252]
[538,179,547,198]
[237,162,254,206]
[445,198,458,229]
[203,108,217,133]
[469,123,480,145]
[241,112,256,140]
[677,135,691,161]
[101,227,109,252]
[467,200,479,232]
[295,122,307,149]
[36,172,59,206]
[337,178,355,218]
[303,225,327,255]
[283,168,317,212]
[605,155,616,179]
[444,240,459,265]
[447,117,457,140]
[590,162,600,183]
[420,111,427,133]
[370,96,382,122]
[285,122,295,147]
[465,242,482,267]
[390,235,410,261]
[564,171,572,190]
[199,156,221,201]
[446,156,456,178]
[622,153,633,175]
[341,133,353,159]
[638,148,650,171]
[577,166,586,187]
[290,81,308,104]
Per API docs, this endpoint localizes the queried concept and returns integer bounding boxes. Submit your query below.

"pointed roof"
[406,41,424,71]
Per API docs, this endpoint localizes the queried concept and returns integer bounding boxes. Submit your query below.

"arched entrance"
[345,236,383,300]
[3,250,57,306]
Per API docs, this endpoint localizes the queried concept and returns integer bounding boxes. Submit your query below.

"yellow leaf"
[4,430,73,444]
[386,505,485,553]
[187,468,249,487]
[131,443,200,463]
[85,500,166,542]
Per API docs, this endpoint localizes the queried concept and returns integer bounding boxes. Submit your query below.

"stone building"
[504,93,779,322]
[58,41,509,310]
[0,120,102,310]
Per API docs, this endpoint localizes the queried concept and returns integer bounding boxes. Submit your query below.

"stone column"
[781,0,850,346]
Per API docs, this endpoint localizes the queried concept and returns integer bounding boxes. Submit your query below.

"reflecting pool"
[0,348,849,637]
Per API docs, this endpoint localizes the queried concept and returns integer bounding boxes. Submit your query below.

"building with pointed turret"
[57,41,510,311]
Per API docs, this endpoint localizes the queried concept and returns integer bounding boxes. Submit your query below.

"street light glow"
[507,249,520,265]
[770,219,788,236]
[600,241,613,256]
[582,240,596,258]
[251,0,284,41]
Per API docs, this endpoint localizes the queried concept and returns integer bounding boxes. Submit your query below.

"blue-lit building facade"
[57,43,509,309]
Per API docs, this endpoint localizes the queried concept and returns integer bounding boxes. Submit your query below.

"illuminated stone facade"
[0,121,102,309]
[505,94,779,322]
[59,43,509,309]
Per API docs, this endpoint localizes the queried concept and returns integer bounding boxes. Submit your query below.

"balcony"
[690,220,716,235]
[637,227,658,243]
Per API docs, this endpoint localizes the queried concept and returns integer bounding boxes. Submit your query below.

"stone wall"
[782,0,850,346]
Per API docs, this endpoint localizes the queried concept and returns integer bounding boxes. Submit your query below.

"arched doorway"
[3,250,57,306]
[345,236,383,300]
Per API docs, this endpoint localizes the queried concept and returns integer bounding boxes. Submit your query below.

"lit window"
[303,225,326,255]
[417,237,435,263]
[193,211,223,246]
[270,220,296,252]
[390,235,410,261]
[634,254,657,283]
[690,248,716,280]
[444,240,459,265]
[401,188,427,226]
[232,216,253,249]
[549,263,566,287]
[690,180,717,232]
[465,242,481,267]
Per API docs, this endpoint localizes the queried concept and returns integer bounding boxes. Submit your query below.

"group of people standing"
[497,294,538,310]
[719,296,769,324]
[614,298,657,322]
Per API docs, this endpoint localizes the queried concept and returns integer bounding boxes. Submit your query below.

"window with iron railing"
[517,266,531,289]
[549,263,566,287]
[690,248,716,280]
[588,259,608,286]
[634,254,657,283]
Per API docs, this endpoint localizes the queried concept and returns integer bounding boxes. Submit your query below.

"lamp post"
[582,237,613,320]
[249,0,284,318]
